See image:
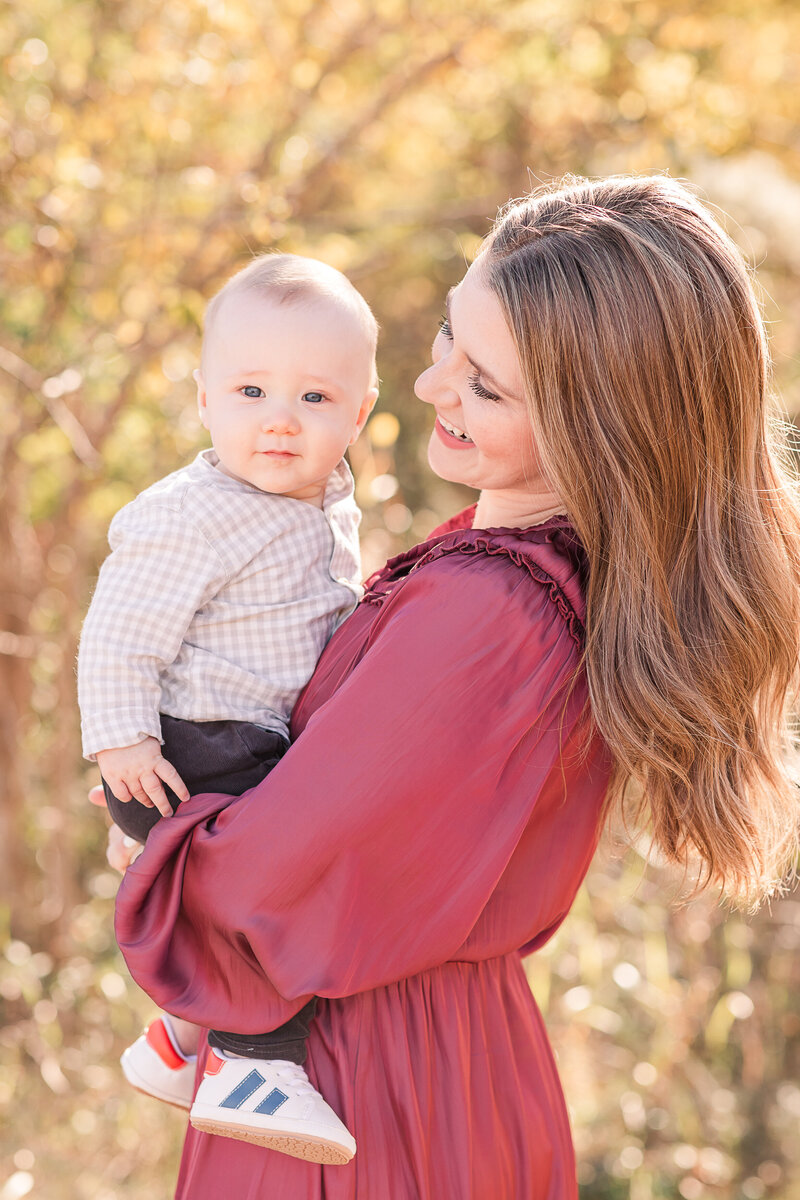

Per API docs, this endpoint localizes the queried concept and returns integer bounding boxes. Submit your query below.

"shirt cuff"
[81,713,164,761]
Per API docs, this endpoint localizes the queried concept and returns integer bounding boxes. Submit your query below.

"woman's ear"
[350,387,380,445]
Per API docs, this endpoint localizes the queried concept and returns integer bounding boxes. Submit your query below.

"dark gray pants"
[104,714,316,1064]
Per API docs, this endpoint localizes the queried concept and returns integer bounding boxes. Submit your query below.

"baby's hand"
[96,737,190,818]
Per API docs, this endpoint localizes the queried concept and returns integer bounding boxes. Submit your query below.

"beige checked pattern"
[77,450,362,759]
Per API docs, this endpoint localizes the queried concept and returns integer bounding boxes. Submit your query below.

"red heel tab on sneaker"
[203,1049,226,1078]
[146,1018,187,1071]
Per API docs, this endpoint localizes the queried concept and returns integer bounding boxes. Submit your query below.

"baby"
[77,253,378,1165]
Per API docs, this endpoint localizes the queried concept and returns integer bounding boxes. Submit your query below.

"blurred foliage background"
[2,0,800,1196]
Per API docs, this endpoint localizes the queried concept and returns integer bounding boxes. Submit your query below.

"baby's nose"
[261,402,300,434]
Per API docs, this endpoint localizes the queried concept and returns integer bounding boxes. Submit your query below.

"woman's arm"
[115,553,589,1034]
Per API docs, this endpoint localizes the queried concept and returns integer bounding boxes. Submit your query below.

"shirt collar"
[192,449,355,511]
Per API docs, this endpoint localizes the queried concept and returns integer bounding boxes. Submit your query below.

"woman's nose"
[414,358,448,406]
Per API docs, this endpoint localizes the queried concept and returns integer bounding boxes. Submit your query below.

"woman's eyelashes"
[436,317,500,402]
[468,372,501,402]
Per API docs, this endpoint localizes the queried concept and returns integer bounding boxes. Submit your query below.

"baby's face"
[196,292,377,504]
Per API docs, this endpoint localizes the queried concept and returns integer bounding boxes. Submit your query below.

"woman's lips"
[434,415,474,447]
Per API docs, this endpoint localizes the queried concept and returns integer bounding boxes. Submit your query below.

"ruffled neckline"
[363,506,588,645]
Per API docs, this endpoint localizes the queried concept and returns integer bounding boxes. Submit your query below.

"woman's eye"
[467,371,501,403]
[438,317,452,339]
[240,385,264,399]
[302,391,325,404]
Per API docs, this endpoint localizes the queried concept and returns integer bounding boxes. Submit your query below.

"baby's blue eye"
[241,385,264,399]
[303,392,325,404]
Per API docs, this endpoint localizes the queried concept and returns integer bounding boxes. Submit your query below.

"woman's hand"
[89,784,143,872]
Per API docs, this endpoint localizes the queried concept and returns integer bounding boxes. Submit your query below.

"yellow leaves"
[291,58,322,90]
[723,922,753,988]
[634,50,698,114]
[704,991,756,1048]
[101,201,129,231]
[161,344,196,383]
[318,72,348,105]
[89,290,119,322]
[121,285,158,322]
[3,223,33,253]
[58,60,87,93]
[78,112,119,144]
[569,27,612,79]
[658,13,721,52]
[367,412,400,451]
[244,214,275,245]
[7,38,50,82]
[114,320,143,347]
[618,89,647,120]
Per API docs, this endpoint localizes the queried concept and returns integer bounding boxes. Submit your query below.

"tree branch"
[0,346,102,470]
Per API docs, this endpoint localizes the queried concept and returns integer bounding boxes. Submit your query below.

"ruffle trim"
[363,527,585,648]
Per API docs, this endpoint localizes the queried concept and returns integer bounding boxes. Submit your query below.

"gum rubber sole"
[121,1058,194,1111]
[189,1116,354,1164]
[129,1081,193,1111]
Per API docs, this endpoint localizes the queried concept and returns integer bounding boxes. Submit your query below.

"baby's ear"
[350,387,379,444]
[194,369,209,427]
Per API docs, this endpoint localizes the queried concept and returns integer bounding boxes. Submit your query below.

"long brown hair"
[484,174,800,905]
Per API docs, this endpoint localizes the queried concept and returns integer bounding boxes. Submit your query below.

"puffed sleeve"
[115,551,587,1034]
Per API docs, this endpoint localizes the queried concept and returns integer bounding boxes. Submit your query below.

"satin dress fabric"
[114,509,613,1199]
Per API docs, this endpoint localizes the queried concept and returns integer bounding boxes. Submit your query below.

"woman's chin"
[426,437,472,487]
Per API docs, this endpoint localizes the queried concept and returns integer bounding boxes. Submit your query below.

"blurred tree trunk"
[0,440,40,924]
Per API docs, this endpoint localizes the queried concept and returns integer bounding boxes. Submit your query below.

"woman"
[109,175,800,1198]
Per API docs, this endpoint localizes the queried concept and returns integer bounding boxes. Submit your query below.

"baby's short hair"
[202,252,378,382]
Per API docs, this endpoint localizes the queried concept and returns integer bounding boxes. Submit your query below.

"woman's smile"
[435,414,474,445]
[415,262,565,528]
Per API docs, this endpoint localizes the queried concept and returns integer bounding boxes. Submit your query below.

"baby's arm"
[97,737,190,817]
[78,498,230,809]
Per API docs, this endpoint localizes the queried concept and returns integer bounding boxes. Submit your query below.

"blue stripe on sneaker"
[253,1088,289,1116]
[220,1069,266,1109]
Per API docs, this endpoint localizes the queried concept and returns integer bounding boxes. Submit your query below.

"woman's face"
[414,260,548,501]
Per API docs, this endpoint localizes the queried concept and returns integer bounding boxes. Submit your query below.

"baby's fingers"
[136,770,174,818]
[107,778,134,804]
[154,758,191,804]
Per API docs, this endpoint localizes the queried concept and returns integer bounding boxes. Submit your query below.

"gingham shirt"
[77,450,362,759]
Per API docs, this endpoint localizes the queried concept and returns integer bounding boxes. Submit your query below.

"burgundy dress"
[115,508,613,1199]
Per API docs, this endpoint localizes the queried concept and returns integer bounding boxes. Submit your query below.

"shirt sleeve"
[115,552,587,1033]
[77,501,229,758]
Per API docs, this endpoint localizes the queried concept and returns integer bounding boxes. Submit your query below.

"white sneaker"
[189,1049,356,1165]
[120,1015,197,1110]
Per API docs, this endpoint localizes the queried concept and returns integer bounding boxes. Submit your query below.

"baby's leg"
[113,719,292,1111]
[191,998,355,1165]
[207,999,317,1064]
[120,1013,198,1110]
[167,1015,200,1056]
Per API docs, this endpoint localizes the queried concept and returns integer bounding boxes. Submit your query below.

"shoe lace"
[272,1060,317,1097]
